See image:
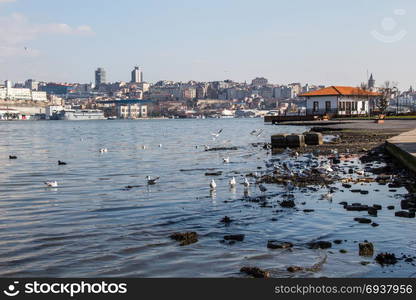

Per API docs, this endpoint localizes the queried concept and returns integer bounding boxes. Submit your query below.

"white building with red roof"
[299,86,381,117]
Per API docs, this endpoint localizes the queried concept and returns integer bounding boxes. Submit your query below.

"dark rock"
[405,257,414,263]
[267,240,293,249]
[303,209,314,213]
[220,216,233,224]
[395,211,415,218]
[280,200,295,208]
[360,190,369,195]
[373,204,382,210]
[359,242,374,256]
[240,267,270,278]
[375,253,397,265]
[9,155,17,159]
[371,222,379,227]
[308,241,332,249]
[339,201,348,206]
[389,189,397,192]
[351,189,362,193]
[342,183,352,188]
[345,204,368,211]
[333,240,343,244]
[387,205,395,210]
[224,234,245,242]
[170,232,198,246]
[401,200,416,210]
[354,217,372,224]
[287,266,303,272]
[205,171,222,176]
[340,249,347,253]
[348,169,354,174]
[367,207,378,217]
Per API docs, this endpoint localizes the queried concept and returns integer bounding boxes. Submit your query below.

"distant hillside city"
[0,66,415,120]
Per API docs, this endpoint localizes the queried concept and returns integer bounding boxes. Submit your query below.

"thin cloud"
[0,13,94,57]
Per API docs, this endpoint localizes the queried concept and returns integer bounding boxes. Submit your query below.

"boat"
[51,109,106,120]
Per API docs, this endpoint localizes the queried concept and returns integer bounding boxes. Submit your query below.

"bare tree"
[376,81,399,114]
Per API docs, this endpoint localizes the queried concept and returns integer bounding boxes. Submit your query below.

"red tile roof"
[299,86,381,97]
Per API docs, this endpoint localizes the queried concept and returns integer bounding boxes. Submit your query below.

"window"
[325,101,331,112]
[313,101,319,112]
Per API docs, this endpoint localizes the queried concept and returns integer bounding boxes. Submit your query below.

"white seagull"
[223,157,230,164]
[44,181,58,187]
[243,177,250,188]
[146,176,160,185]
[211,129,223,140]
[229,177,236,187]
[210,179,217,190]
[99,148,108,153]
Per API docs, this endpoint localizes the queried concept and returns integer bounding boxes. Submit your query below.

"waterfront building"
[0,81,47,101]
[95,67,106,88]
[300,86,380,117]
[131,66,143,83]
[116,103,147,119]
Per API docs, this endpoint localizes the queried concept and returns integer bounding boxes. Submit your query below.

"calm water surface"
[0,119,414,277]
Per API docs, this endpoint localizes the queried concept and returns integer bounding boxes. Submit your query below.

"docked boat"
[51,109,106,120]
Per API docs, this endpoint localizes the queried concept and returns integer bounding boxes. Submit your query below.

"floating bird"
[146,176,160,185]
[142,145,146,150]
[9,155,17,159]
[210,179,217,190]
[243,177,250,188]
[223,157,230,164]
[158,144,162,148]
[259,184,267,193]
[229,177,236,187]
[58,160,67,165]
[355,169,365,176]
[44,181,58,187]
[320,192,333,201]
[99,148,108,153]
[285,180,295,193]
[204,145,210,151]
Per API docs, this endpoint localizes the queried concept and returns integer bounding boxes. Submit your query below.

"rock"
[401,199,416,210]
[354,217,372,224]
[303,209,314,213]
[367,207,378,217]
[389,189,397,192]
[360,261,371,266]
[348,169,354,174]
[350,189,361,193]
[395,211,415,218]
[333,240,343,244]
[375,253,397,265]
[387,205,395,210]
[205,171,222,176]
[240,267,270,278]
[342,183,352,188]
[224,234,245,242]
[287,266,303,272]
[345,204,368,211]
[340,249,347,254]
[267,240,293,249]
[371,222,379,227]
[220,216,233,224]
[360,190,369,195]
[280,200,295,208]
[373,204,382,210]
[339,201,348,206]
[308,241,332,249]
[359,242,374,256]
[170,232,198,246]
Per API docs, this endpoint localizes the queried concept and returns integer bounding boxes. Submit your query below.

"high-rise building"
[95,67,106,88]
[131,66,143,83]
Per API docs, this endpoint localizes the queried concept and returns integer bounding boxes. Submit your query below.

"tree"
[376,81,398,115]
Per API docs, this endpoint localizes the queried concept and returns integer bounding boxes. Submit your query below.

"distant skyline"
[0,0,415,89]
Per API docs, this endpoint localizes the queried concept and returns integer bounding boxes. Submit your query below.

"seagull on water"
[146,176,160,185]
[9,155,17,159]
[99,148,108,153]
[58,160,67,165]
[44,181,58,187]
[223,157,230,164]
[229,177,236,187]
[210,179,217,190]
[243,177,250,188]
[259,184,267,193]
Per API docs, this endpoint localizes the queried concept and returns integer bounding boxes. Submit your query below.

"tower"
[131,66,143,83]
[95,67,106,88]
[368,73,375,90]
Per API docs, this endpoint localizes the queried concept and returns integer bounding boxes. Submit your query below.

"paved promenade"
[386,128,416,173]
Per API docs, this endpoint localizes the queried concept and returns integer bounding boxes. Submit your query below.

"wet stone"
[267,240,293,249]
[240,267,270,278]
[395,211,415,218]
[387,205,395,210]
[287,266,303,273]
[170,232,198,246]
[371,222,379,227]
[373,204,382,210]
[308,241,332,249]
[220,216,233,224]
[367,207,378,217]
[333,240,343,245]
[223,234,245,242]
[345,204,368,211]
[354,217,372,224]
[303,209,314,213]
[360,190,369,195]
[350,189,362,193]
[280,200,295,208]
[359,242,374,256]
[375,253,397,265]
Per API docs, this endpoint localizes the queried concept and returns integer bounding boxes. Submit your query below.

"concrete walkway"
[386,128,416,173]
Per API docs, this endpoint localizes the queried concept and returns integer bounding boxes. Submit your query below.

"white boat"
[52,109,105,120]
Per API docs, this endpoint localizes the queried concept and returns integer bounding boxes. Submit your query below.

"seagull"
[210,179,217,190]
[259,184,267,193]
[142,145,146,150]
[44,181,58,187]
[223,157,230,164]
[320,192,333,201]
[9,155,17,159]
[355,169,365,176]
[158,144,162,148]
[146,176,160,185]
[99,148,108,153]
[58,160,67,165]
[255,129,264,137]
[285,180,294,194]
[204,145,210,151]
[243,177,250,188]
[211,129,223,140]
[229,177,236,187]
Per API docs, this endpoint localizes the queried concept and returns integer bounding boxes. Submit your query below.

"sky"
[0,0,415,89]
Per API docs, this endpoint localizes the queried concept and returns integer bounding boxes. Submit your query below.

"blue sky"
[0,0,415,88]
